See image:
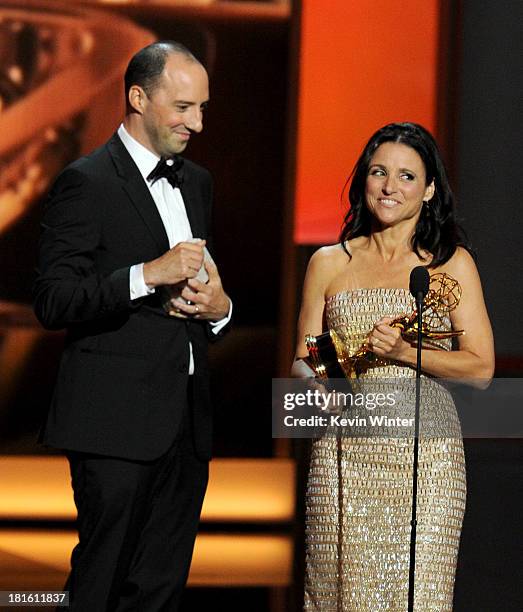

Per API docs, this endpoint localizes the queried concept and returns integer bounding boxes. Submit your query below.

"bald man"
[34,41,231,611]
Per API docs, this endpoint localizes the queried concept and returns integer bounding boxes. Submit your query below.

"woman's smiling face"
[365,141,434,228]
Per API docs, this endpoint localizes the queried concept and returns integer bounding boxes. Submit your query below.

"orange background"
[294,0,440,244]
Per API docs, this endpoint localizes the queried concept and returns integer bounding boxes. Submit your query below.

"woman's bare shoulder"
[437,246,478,277]
[309,243,349,267]
[305,243,350,290]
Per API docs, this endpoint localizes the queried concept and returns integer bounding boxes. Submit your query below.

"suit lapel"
[107,134,170,254]
[180,172,206,239]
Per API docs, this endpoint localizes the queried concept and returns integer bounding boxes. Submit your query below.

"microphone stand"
[407,293,424,612]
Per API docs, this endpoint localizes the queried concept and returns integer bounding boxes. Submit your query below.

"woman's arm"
[291,247,337,377]
[368,248,495,387]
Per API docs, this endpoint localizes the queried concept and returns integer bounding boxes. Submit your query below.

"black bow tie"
[147,156,184,189]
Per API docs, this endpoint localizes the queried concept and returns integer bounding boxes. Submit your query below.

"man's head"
[124,41,209,157]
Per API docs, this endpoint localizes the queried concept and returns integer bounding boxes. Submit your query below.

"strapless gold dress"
[304,289,466,611]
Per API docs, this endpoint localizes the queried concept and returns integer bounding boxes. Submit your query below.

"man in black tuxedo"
[33,41,231,611]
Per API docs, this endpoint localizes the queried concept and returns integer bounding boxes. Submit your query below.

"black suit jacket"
[34,133,223,461]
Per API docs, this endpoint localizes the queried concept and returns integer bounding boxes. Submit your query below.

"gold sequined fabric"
[304,289,466,611]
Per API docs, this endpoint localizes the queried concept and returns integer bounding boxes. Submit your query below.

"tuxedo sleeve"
[33,168,134,330]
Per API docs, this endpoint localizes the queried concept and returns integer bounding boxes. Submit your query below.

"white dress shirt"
[118,124,231,373]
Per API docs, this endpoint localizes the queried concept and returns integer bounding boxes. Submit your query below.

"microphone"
[409,266,430,303]
[407,264,430,612]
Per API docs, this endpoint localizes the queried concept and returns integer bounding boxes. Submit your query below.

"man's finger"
[204,258,219,280]
[171,298,196,314]
[186,278,207,292]
[181,286,199,301]
[171,299,203,317]
[176,241,205,254]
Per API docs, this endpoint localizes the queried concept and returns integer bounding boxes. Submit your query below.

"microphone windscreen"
[409,266,430,299]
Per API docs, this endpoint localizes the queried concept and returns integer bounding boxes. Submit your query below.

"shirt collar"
[117,123,161,182]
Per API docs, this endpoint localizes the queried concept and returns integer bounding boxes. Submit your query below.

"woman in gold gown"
[292,123,494,611]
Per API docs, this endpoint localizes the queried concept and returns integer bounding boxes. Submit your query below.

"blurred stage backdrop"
[0,1,521,610]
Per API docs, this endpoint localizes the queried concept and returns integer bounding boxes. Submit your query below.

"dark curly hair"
[340,122,469,268]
